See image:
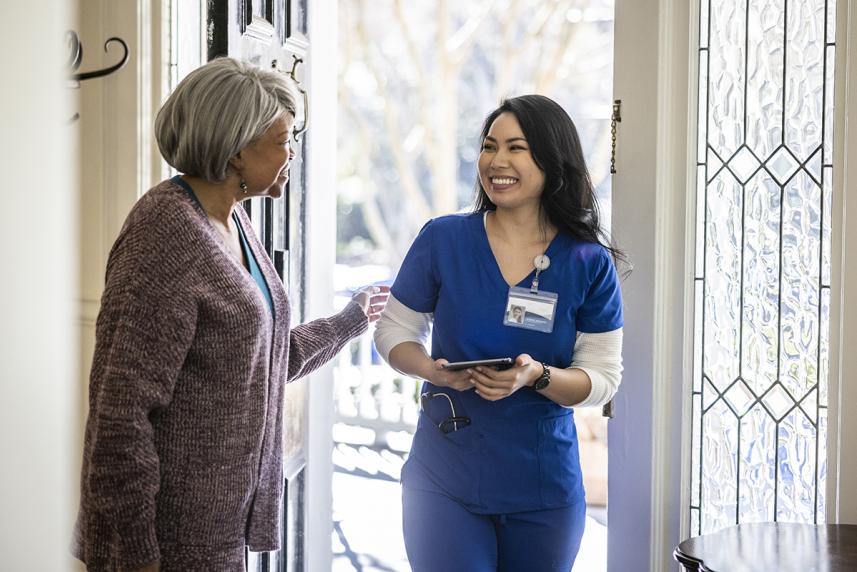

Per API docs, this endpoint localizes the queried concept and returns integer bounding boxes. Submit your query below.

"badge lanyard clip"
[531,254,550,293]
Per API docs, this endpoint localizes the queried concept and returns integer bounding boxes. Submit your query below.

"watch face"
[533,363,550,390]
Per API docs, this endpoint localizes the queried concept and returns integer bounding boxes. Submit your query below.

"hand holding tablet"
[440,358,513,371]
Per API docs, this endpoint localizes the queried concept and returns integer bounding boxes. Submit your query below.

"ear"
[227,150,245,172]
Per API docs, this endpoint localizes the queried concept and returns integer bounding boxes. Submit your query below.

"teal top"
[171,176,274,315]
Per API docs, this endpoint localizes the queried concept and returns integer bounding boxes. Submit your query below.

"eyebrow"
[484,136,528,144]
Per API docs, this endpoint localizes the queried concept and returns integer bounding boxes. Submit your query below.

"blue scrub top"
[391,213,623,514]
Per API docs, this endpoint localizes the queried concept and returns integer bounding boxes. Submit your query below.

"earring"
[239,179,248,194]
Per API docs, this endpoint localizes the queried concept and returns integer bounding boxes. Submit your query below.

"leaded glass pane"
[824,45,836,161]
[730,146,761,183]
[725,379,755,416]
[738,404,776,522]
[698,52,709,163]
[691,507,701,537]
[826,0,837,41]
[799,388,818,421]
[776,407,816,522]
[692,394,703,511]
[817,409,828,522]
[822,168,833,286]
[696,168,707,278]
[694,280,704,392]
[784,1,825,161]
[779,171,820,401]
[691,0,835,533]
[742,170,780,394]
[746,0,784,160]
[704,171,742,391]
[708,0,747,158]
[806,148,823,184]
[820,287,830,406]
[701,399,739,534]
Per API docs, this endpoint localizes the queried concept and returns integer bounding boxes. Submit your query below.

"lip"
[488,175,519,191]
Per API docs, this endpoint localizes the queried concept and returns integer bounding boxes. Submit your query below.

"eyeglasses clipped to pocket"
[420,391,471,434]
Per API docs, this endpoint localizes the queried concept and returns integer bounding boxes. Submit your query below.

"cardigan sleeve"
[287,301,368,380]
[82,217,198,570]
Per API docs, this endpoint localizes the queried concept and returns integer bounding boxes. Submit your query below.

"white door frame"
[829,0,857,526]
[304,1,339,570]
[611,1,857,571]
[610,1,694,570]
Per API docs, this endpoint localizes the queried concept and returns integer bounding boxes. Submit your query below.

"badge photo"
[503,286,558,333]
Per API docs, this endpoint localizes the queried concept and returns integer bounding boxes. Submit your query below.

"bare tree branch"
[448,0,494,70]
[353,4,433,222]
[392,0,440,174]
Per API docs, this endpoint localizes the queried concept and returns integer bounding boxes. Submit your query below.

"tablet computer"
[441,358,513,371]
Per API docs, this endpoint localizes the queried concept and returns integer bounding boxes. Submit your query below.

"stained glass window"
[691,0,836,535]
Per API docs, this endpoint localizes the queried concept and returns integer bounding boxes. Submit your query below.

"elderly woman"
[72,57,388,571]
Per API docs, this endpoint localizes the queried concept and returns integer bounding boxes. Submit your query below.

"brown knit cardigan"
[73,180,367,571]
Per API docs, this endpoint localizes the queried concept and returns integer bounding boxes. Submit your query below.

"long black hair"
[473,95,627,271]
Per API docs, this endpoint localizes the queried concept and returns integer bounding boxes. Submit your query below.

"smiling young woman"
[374,94,626,571]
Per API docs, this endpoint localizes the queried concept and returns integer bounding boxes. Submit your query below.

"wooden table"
[674,523,857,571]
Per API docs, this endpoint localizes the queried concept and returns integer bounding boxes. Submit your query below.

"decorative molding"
[830,0,857,524]
[678,0,700,548]
[245,15,275,42]
[649,1,693,570]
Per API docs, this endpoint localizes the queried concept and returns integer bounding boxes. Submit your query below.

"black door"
[208,2,309,571]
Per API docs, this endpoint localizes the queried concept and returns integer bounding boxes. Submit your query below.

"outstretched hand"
[470,353,541,401]
[352,285,391,322]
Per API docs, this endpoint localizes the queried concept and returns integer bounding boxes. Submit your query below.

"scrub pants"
[403,486,587,572]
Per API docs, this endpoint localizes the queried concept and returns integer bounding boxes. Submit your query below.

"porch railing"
[334,328,420,446]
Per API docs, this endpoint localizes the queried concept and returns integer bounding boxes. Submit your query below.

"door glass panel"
[691,0,836,535]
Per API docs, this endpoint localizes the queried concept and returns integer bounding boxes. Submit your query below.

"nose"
[489,147,510,169]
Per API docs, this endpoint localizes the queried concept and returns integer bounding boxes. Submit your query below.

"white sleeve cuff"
[569,328,624,408]
[373,294,432,362]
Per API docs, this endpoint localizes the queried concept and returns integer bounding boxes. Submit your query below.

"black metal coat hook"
[67,31,130,122]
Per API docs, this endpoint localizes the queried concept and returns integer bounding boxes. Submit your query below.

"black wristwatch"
[531,362,551,391]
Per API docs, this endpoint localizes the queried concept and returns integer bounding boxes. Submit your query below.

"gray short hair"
[155,57,298,182]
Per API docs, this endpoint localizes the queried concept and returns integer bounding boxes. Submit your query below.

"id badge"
[504,286,558,333]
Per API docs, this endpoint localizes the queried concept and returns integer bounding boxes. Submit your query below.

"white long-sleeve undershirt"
[373,293,623,408]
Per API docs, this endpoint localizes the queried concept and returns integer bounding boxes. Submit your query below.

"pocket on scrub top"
[537,412,583,506]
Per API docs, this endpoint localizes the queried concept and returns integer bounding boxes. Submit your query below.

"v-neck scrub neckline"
[476,211,563,290]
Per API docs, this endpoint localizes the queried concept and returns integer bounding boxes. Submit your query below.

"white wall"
[0,1,77,570]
